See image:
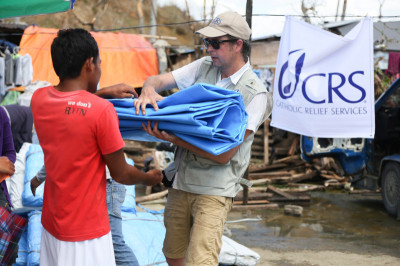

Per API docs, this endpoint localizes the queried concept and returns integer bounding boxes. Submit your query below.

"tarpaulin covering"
[19,25,158,88]
[27,211,42,266]
[122,211,167,266]
[22,144,44,207]
[0,0,74,19]
[15,227,27,266]
[110,83,248,155]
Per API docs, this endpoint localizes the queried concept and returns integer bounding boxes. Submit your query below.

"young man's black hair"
[51,28,99,81]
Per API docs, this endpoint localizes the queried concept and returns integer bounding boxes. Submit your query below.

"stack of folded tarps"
[110,83,248,155]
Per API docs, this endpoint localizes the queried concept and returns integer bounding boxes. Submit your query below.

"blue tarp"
[110,83,248,155]
[121,158,137,214]
[14,228,27,266]
[21,210,166,266]
[122,211,167,266]
[27,211,42,266]
[22,145,44,207]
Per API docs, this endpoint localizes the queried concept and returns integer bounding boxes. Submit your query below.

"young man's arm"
[103,149,162,185]
[95,83,138,99]
[31,152,163,195]
[30,164,46,196]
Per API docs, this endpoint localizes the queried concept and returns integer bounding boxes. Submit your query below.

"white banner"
[271,17,375,138]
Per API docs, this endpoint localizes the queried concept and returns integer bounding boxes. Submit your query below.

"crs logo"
[278,49,366,104]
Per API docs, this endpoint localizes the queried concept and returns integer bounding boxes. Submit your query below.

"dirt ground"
[253,248,400,265]
[226,191,400,266]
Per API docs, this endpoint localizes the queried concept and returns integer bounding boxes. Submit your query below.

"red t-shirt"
[31,86,125,241]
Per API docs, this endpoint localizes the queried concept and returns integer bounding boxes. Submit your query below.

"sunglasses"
[202,38,238,50]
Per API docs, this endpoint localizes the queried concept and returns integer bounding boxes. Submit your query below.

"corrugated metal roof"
[255,19,400,52]
[324,20,400,51]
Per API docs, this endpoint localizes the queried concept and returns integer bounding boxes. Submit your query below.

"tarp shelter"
[18,25,159,88]
[0,0,75,19]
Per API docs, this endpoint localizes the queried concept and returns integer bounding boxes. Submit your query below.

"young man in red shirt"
[31,28,162,266]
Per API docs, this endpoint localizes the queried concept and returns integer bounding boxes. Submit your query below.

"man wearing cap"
[136,11,272,266]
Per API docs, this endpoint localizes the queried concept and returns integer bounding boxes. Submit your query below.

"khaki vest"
[174,57,272,197]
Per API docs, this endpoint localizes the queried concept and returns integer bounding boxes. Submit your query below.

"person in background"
[0,104,18,264]
[135,11,272,266]
[30,28,162,266]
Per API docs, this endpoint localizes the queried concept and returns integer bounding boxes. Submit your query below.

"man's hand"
[134,86,164,115]
[133,73,177,115]
[0,156,15,176]
[30,176,44,196]
[96,83,138,99]
[143,169,163,186]
[142,121,178,143]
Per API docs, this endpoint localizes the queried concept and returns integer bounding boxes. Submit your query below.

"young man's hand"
[96,83,138,99]
[143,169,163,186]
[0,156,15,176]
[30,176,44,196]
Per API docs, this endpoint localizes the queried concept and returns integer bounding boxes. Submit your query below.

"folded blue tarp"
[110,83,248,155]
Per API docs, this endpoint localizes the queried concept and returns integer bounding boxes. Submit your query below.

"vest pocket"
[181,155,232,189]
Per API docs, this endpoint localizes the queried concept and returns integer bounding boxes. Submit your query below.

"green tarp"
[0,0,74,19]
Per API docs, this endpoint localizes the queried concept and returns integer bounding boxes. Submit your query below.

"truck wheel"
[381,162,400,216]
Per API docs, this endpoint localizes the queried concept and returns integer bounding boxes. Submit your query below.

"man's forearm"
[171,130,253,164]
[142,73,177,93]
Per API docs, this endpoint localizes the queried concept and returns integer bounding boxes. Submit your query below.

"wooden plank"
[272,154,301,164]
[280,184,325,193]
[249,171,292,180]
[289,170,319,183]
[250,178,271,186]
[249,170,317,185]
[249,187,268,192]
[320,171,344,181]
[264,120,270,163]
[249,162,288,173]
[234,192,274,201]
[234,199,270,205]
[288,136,299,156]
[232,203,279,211]
[136,190,168,203]
[268,185,295,199]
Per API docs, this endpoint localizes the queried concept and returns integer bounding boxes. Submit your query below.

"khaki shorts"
[163,189,233,266]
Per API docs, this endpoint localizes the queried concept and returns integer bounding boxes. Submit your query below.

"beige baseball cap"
[196,11,251,40]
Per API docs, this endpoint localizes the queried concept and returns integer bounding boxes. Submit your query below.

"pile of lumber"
[235,153,352,210]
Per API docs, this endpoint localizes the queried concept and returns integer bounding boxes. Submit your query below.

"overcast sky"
[157,0,400,39]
